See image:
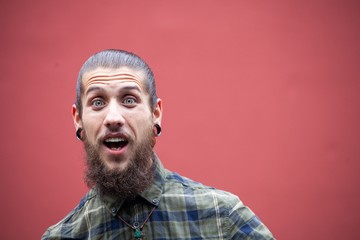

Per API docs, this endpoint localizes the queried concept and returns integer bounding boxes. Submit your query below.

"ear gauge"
[154,124,162,137]
[76,128,83,141]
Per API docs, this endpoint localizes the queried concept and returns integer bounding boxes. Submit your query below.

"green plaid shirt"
[42,158,274,239]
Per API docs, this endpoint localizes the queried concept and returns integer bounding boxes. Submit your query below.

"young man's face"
[73,67,162,173]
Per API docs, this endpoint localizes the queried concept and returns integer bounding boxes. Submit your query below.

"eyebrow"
[85,85,142,96]
[85,86,104,96]
[121,85,142,93]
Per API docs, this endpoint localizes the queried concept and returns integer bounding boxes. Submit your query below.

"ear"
[72,104,82,130]
[152,98,163,125]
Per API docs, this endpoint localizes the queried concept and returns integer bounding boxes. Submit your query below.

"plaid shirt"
[42,158,274,239]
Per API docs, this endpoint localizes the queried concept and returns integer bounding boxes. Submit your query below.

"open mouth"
[104,137,128,150]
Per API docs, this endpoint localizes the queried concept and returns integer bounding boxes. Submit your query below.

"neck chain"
[117,206,157,240]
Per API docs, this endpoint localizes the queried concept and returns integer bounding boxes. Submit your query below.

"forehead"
[82,67,147,92]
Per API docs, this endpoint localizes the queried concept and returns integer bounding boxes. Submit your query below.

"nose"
[104,100,125,130]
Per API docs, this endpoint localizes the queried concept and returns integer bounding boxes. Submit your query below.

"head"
[75,49,158,116]
[72,49,163,198]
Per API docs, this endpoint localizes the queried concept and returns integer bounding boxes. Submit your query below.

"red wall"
[1,1,360,239]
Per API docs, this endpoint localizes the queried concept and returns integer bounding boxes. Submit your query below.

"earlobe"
[154,123,162,136]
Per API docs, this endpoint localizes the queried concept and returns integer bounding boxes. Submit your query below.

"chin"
[103,158,130,172]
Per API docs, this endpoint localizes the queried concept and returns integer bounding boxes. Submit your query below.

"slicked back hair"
[75,49,157,116]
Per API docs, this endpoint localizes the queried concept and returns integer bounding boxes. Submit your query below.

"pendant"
[134,228,142,239]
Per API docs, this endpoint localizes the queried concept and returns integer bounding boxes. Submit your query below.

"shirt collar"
[139,155,166,206]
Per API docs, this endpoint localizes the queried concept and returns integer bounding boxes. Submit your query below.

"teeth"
[105,138,126,142]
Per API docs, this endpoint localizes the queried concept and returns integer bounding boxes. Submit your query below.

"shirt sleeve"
[225,194,275,239]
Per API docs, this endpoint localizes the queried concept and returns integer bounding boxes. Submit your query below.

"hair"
[75,49,157,116]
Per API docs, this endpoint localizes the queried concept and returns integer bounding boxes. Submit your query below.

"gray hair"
[75,49,157,116]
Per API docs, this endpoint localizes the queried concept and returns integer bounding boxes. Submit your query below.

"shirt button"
[111,207,116,213]
[133,222,140,228]
[152,199,158,204]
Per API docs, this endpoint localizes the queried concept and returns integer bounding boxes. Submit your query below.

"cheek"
[129,113,153,136]
[82,116,102,140]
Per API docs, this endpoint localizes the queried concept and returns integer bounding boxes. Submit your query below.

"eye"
[91,99,105,108]
[123,97,136,106]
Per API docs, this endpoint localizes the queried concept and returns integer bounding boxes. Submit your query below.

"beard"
[83,127,156,199]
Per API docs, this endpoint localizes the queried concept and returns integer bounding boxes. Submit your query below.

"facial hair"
[83,126,156,199]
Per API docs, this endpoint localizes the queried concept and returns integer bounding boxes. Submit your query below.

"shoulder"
[162,170,275,239]
[163,169,240,203]
[162,169,244,218]
[41,190,102,240]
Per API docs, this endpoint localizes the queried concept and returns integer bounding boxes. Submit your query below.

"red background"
[1,1,360,239]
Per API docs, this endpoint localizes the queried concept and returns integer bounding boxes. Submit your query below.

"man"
[42,49,275,239]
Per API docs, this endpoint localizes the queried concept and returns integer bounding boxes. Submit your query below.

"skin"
[72,67,162,172]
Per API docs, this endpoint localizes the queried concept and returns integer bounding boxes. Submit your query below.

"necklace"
[117,206,156,240]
